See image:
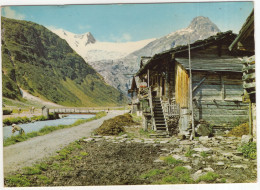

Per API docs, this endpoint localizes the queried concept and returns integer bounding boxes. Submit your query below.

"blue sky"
[1,2,254,42]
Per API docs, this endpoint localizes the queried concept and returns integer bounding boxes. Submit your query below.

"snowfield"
[51,28,155,62]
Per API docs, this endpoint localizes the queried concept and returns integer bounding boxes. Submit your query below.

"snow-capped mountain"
[51,16,221,94]
[51,28,155,62]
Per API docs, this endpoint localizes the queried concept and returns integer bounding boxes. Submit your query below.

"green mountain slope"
[1,17,126,106]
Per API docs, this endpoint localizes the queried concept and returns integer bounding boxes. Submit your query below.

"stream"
[3,114,95,139]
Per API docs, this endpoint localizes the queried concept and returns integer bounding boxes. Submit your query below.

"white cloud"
[2,7,26,20]
[110,33,132,42]
[78,24,92,30]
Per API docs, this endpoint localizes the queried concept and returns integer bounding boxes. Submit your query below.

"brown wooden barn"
[130,31,250,137]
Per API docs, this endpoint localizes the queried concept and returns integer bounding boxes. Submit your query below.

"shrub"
[238,142,257,159]
[3,109,12,115]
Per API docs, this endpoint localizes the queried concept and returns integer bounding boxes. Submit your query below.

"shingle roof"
[136,31,244,75]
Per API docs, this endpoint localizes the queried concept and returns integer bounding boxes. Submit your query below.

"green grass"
[238,142,257,159]
[200,151,208,158]
[185,149,196,157]
[196,172,219,183]
[3,115,49,126]
[161,156,183,165]
[157,166,193,184]
[140,169,166,179]
[3,111,107,146]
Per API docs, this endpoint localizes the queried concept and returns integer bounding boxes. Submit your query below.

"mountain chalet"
[129,31,254,138]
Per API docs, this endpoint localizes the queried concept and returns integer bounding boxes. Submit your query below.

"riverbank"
[3,112,106,147]
[3,110,125,175]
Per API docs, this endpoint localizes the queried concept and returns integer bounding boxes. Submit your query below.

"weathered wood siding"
[192,71,248,126]
[175,63,189,108]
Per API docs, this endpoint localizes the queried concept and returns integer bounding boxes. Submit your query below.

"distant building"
[130,31,252,138]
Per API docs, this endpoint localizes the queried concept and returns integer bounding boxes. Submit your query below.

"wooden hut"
[229,9,255,138]
[131,31,250,137]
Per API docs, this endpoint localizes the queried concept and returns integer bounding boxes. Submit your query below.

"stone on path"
[241,135,253,144]
[83,138,95,142]
[215,161,225,166]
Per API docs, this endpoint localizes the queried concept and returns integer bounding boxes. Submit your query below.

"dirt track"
[3,110,126,175]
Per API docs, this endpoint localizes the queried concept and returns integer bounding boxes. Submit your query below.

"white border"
[1,0,259,190]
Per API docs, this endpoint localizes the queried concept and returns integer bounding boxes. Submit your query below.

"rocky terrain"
[4,124,257,186]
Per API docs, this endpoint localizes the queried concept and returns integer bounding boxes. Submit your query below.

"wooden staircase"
[153,97,168,134]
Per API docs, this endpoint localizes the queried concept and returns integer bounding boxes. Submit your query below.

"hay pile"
[95,113,136,136]
[226,123,249,137]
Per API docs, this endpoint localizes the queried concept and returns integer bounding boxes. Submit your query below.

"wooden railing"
[161,99,180,118]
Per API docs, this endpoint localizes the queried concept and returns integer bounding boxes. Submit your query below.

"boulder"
[196,123,212,136]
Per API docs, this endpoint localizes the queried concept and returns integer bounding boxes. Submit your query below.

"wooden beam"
[242,64,255,72]
[221,76,225,100]
[242,73,255,81]
[192,76,207,92]
[243,82,256,89]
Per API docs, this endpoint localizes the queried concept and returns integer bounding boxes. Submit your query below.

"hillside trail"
[3,110,126,175]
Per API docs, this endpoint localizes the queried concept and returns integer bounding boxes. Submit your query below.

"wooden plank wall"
[175,63,189,108]
[192,71,248,126]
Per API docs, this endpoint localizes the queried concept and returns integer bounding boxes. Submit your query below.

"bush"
[238,142,257,159]
[3,109,12,115]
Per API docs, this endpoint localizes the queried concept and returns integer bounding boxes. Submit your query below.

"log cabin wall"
[192,71,248,127]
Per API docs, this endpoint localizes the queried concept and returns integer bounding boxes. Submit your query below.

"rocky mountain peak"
[74,32,96,45]
[188,16,220,33]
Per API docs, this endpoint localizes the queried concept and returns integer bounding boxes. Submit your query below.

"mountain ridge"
[1,17,126,106]
[79,16,221,94]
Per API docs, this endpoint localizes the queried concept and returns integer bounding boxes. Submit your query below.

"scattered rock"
[198,136,209,143]
[93,135,103,138]
[83,138,95,142]
[121,134,128,138]
[180,140,194,145]
[183,165,192,170]
[241,135,253,144]
[171,148,183,153]
[232,165,248,169]
[154,159,164,163]
[203,167,214,172]
[172,155,189,163]
[193,147,212,154]
[196,123,212,136]
[215,161,225,166]
[191,170,204,181]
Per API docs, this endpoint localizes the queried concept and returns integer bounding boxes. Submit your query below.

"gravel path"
[3,110,126,175]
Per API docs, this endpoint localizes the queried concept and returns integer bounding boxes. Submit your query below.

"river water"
[3,114,95,139]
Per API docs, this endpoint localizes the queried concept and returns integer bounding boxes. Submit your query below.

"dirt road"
[3,110,126,175]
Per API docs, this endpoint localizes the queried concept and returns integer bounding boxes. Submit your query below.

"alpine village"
[2,6,257,187]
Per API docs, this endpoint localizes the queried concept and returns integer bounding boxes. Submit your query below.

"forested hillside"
[1,17,126,106]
